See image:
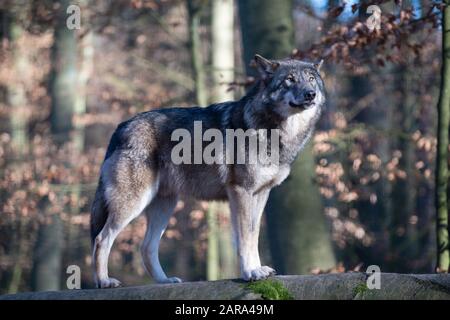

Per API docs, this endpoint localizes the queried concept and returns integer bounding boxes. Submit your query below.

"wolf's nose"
[304,90,316,101]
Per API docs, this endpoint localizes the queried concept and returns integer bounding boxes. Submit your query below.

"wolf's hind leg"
[93,218,128,288]
[93,186,156,288]
[141,194,180,283]
[93,156,159,288]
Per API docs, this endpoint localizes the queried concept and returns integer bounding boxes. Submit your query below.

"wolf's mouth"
[289,101,314,109]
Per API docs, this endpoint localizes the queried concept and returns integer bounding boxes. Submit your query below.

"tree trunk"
[390,63,418,271]
[187,0,207,107]
[348,1,393,270]
[238,0,335,274]
[212,0,234,103]
[7,220,26,294]
[238,0,294,78]
[67,27,94,265]
[206,202,219,281]
[186,0,220,280]
[217,209,237,279]
[32,0,78,291]
[6,4,29,155]
[73,30,93,151]
[49,0,78,139]
[435,0,450,273]
[32,197,64,291]
[211,0,237,279]
[390,1,421,269]
[4,3,30,293]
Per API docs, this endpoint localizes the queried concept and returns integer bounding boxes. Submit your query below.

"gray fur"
[90,55,326,288]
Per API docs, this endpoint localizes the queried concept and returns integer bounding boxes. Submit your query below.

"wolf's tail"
[90,178,109,245]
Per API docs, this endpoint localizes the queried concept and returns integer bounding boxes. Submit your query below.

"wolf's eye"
[308,76,315,82]
[284,75,295,86]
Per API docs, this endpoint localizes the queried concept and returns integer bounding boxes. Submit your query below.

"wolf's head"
[251,54,326,118]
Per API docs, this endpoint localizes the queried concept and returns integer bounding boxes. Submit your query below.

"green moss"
[353,283,369,296]
[245,279,294,300]
[353,282,380,300]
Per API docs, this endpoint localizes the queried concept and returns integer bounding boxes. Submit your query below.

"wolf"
[90,54,326,288]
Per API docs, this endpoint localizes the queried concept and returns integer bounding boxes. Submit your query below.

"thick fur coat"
[91,55,326,288]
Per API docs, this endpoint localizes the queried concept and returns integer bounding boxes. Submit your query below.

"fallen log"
[1,273,450,300]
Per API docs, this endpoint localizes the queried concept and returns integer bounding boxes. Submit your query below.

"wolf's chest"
[277,109,319,165]
[252,164,291,191]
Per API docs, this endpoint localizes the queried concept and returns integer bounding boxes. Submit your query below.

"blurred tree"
[73,31,93,150]
[238,0,336,274]
[212,0,234,104]
[349,0,393,269]
[211,0,237,279]
[3,2,30,294]
[67,0,94,263]
[5,3,29,155]
[435,0,450,273]
[390,0,420,272]
[206,202,219,280]
[173,198,197,281]
[187,0,220,280]
[187,0,207,107]
[49,0,78,137]
[390,59,418,271]
[32,0,79,291]
[32,197,64,291]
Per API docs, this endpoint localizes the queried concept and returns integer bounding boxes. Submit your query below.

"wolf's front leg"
[227,186,276,281]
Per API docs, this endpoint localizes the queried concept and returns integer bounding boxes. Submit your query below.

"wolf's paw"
[261,266,276,275]
[159,276,183,284]
[97,277,122,289]
[242,266,276,281]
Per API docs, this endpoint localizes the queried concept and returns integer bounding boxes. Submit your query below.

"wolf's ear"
[252,54,280,78]
[314,59,324,72]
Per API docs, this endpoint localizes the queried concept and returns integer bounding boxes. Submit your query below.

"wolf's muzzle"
[289,101,315,109]
[289,90,316,109]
